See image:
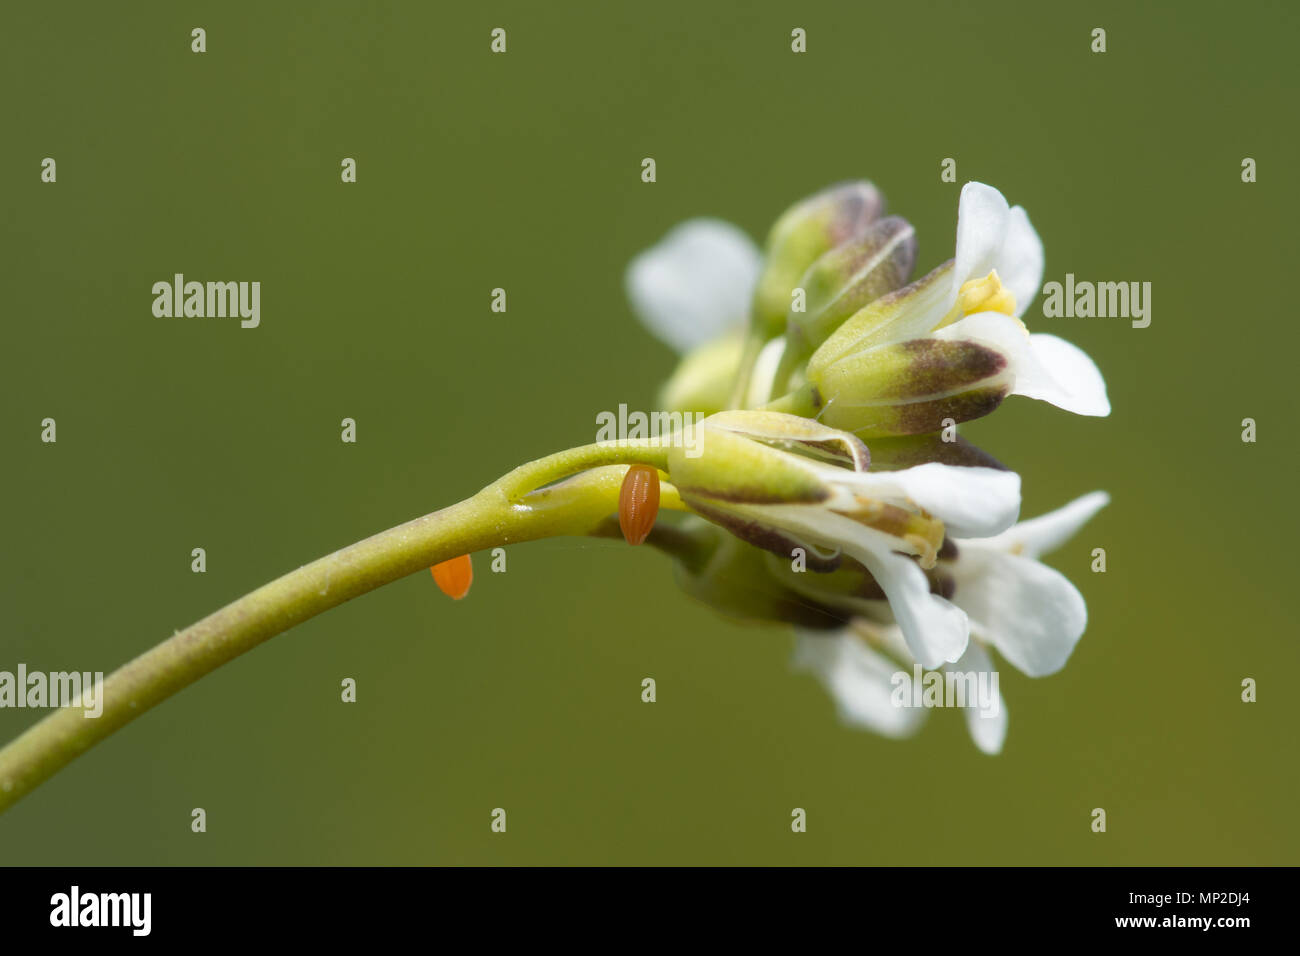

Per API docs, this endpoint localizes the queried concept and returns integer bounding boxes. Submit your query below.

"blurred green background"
[2,0,1297,865]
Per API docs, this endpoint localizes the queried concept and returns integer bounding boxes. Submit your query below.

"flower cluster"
[625,181,1110,753]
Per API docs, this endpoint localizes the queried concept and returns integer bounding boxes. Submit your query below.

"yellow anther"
[957,270,1018,317]
[850,498,946,569]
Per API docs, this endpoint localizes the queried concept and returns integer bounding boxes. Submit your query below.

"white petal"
[746,336,787,408]
[947,639,1007,755]
[835,462,1022,539]
[952,183,1044,317]
[857,548,970,668]
[999,206,1045,315]
[949,549,1087,677]
[625,219,761,352]
[758,506,972,668]
[953,183,1011,290]
[793,630,926,738]
[934,312,1111,417]
[974,491,1110,560]
[1024,334,1111,416]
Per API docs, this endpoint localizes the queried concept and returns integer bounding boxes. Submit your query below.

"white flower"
[626,218,787,412]
[668,410,1022,668]
[947,490,1110,677]
[808,182,1110,421]
[792,491,1108,754]
[953,180,1045,316]
[944,183,1108,416]
[625,218,761,353]
[792,623,926,739]
[946,637,1008,754]
[795,622,1009,753]
[626,185,1110,426]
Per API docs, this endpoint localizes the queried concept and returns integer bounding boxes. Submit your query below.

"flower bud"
[784,216,917,358]
[751,181,883,337]
[808,261,957,377]
[659,409,1021,668]
[657,330,746,415]
[666,410,870,508]
[809,338,1012,437]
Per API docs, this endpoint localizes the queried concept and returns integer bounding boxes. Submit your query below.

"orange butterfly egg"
[431,553,473,599]
[618,464,660,546]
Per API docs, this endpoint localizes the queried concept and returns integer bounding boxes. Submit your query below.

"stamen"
[848,498,946,568]
[935,269,1023,330]
[957,269,1018,317]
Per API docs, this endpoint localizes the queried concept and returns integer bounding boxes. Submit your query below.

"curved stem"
[0,444,674,815]
[496,439,671,499]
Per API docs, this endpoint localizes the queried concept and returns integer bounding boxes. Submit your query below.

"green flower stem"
[0,442,676,815]
[496,440,670,499]
[762,381,822,418]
